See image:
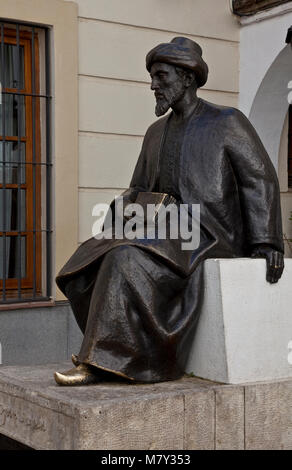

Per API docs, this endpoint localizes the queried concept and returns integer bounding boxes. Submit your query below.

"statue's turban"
[146,37,208,88]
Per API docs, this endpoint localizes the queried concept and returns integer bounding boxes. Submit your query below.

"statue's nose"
[151,78,159,90]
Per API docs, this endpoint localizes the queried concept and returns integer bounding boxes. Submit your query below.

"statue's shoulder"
[201,99,248,127]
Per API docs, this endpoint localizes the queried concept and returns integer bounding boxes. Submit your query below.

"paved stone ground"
[0,362,291,450]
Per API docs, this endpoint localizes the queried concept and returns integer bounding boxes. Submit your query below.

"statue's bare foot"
[54,363,101,386]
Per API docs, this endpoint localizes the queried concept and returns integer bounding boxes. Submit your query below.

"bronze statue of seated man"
[54,37,284,386]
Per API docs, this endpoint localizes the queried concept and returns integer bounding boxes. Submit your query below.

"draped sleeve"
[225,109,284,253]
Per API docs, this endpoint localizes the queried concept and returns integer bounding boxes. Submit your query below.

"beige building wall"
[0,0,240,301]
[68,0,240,243]
[0,0,240,302]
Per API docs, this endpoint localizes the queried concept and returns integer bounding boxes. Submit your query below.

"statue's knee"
[105,246,138,265]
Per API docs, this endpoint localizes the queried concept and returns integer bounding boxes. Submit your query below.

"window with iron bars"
[0,21,52,305]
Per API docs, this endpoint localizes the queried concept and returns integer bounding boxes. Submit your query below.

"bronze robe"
[56,99,283,382]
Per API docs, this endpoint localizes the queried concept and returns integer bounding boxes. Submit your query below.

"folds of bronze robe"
[64,246,204,382]
[56,99,284,383]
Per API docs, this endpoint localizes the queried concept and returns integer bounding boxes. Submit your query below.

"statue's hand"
[251,244,284,284]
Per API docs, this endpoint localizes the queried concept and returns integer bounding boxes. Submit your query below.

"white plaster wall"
[239,7,292,255]
[239,8,292,117]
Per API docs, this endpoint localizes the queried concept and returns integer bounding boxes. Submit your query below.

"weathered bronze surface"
[55,37,284,385]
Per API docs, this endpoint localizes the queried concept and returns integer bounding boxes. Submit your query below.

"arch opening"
[249,44,292,256]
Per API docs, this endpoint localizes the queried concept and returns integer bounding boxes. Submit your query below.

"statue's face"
[150,62,185,117]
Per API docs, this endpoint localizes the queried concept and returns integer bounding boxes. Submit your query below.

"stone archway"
[249,44,292,255]
[249,44,292,173]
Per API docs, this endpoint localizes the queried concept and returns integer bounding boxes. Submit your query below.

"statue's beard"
[154,84,185,117]
[155,97,171,117]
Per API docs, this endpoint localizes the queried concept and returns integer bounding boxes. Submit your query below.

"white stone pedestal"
[186,258,292,384]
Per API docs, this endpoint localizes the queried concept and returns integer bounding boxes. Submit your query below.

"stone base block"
[0,363,292,450]
[186,258,292,384]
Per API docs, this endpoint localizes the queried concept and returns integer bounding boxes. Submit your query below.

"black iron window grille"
[0,21,52,304]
